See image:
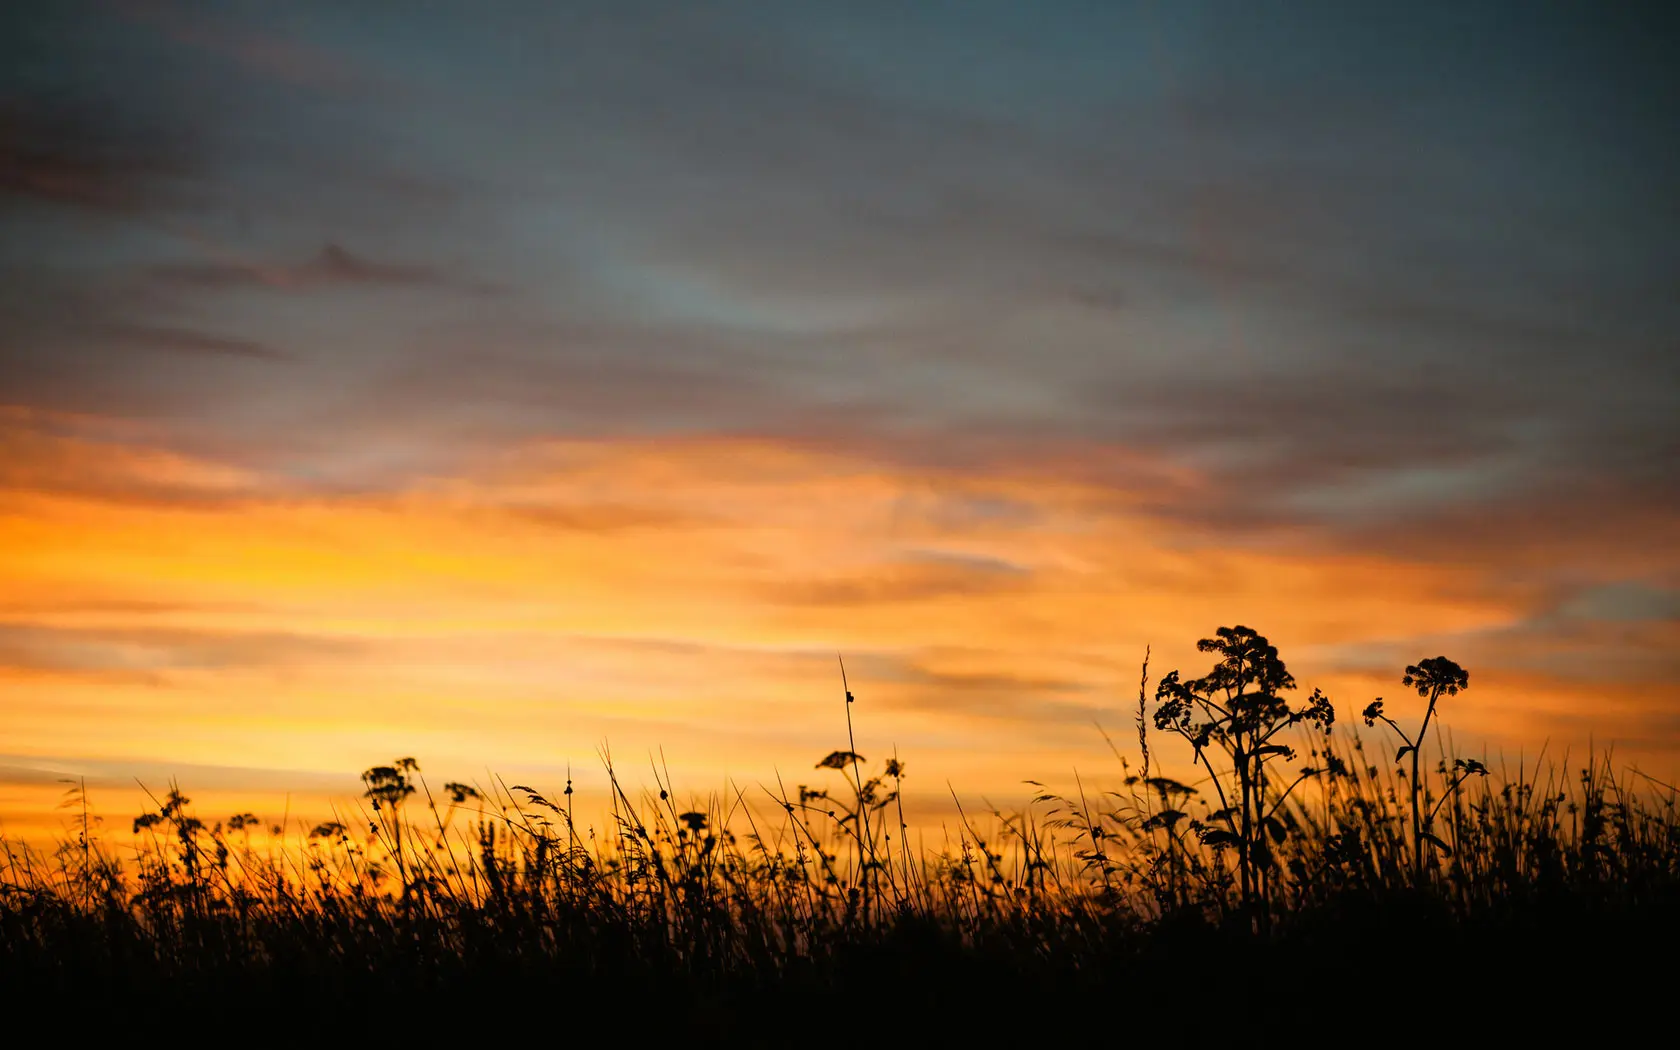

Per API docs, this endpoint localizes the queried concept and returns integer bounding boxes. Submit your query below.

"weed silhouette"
[1151,625,1335,927]
[2,627,1674,1037]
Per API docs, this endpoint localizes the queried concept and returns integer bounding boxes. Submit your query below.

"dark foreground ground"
[5,890,1672,1041]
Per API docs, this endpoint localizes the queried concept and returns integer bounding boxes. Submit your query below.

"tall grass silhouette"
[2,625,1675,1036]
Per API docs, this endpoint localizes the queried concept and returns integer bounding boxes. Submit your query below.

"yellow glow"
[2,414,1675,841]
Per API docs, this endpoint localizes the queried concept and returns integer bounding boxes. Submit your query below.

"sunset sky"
[2,2,1676,838]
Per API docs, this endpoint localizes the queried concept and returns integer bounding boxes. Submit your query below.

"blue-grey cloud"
[151,243,447,291]
[0,0,1673,563]
[84,322,290,361]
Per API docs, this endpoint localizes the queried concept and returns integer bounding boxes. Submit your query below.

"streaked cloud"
[0,92,201,216]
[81,322,291,361]
[0,622,364,678]
[151,243,451,292]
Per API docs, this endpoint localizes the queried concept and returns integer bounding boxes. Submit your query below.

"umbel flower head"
[362,760,418,808]
[1402,657,1469,700]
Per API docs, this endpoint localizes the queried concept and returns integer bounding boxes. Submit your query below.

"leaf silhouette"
[1264,816,1288,843]
[816,751,864,770]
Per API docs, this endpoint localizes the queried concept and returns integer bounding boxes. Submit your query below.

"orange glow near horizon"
[3,409,1677,844]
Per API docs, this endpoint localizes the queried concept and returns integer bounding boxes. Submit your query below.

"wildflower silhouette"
[443,782,480,805]
[1363,656,1472,872]
[364,757,420,888]
[1154,625,1335,923]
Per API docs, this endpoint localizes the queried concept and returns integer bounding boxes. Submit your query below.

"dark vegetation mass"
[3,627,1675,1038]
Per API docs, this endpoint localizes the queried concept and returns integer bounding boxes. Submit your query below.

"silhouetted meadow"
[3,627,1674,1038]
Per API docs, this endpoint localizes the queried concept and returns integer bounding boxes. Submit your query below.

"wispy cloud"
[767,555,1032,609]
[0,622,364,679]
[83,322,290,362]
[0,94,200,216]
[112,0,371,96]
[151,243,450,292]
[0,409,269,509]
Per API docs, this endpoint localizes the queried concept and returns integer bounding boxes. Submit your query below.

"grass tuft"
[2,628,1674,1036]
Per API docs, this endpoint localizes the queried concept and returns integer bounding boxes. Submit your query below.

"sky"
[2,1,1677,838]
